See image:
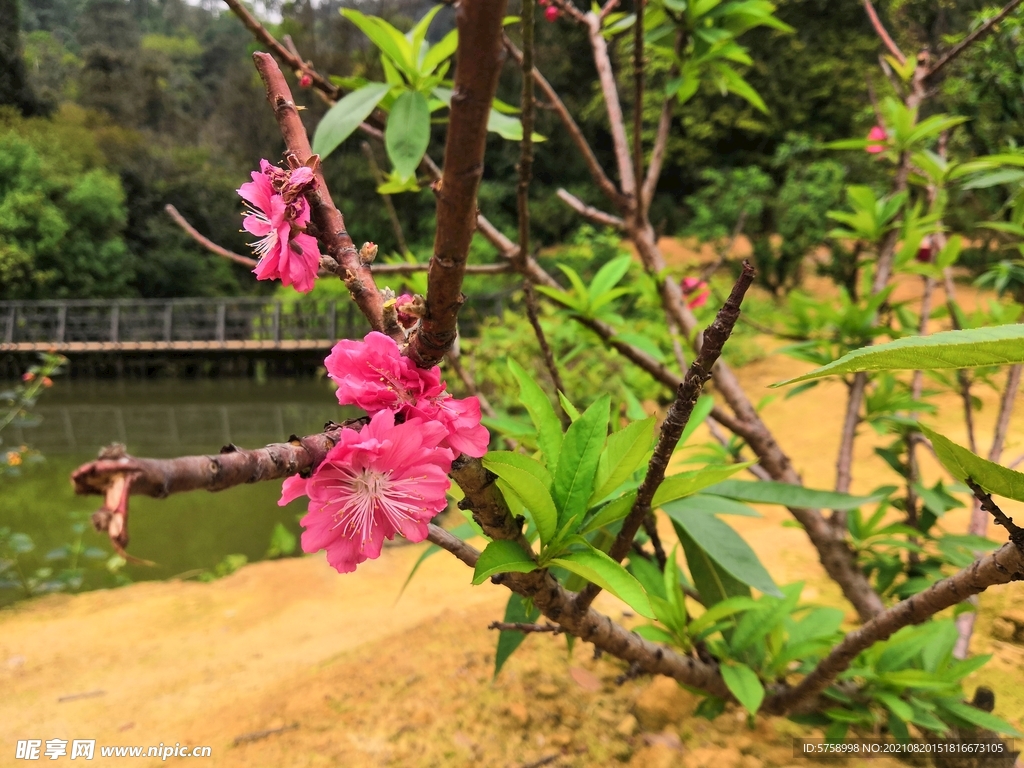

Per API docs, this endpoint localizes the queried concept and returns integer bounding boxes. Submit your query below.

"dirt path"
[2,286,1023,767]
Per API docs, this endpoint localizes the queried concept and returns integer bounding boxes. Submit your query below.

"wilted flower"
[866,125,888,154]
[280,410,453,573]
[916,234,934,263]
[238,160,322,293]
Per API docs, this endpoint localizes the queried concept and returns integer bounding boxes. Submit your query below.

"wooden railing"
[0,294,508,353]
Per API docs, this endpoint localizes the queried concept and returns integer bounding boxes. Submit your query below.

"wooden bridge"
[0,294,506,354]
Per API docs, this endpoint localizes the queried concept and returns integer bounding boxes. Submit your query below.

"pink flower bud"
[545,5,560,21]
[866,125,887,154]
[298,73,313,89]
[680,276,710,310]
[22,372,34,382]
[41,376,53,388]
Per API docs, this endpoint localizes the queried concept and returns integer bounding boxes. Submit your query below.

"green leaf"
[483,455,558,545]
[553,395,610,529]
[774,325,1024,386]
[662,494,760,517]
[341,10,414,75]
[483,451,553,488]
[472,540,537,584]
[408,5,442,67]
[385,90,431,180]
[714,64,768,113]
[580,491,637,534]
[421,29,458,74]
[675,522,751,607]
[721,662,765,714]
[653,463,754,507]
[670,513,781,597]
[875,692,914,722]
[921,425,1024,503]
[559,392,581,423]
[509,359,563,471]
[311,83,391,159]
[936,699,1023,737]
[687,595,761,636]
[494,593,540,677]
[705,479,882,511]
[591,416,656,504]
[551,546,654,618]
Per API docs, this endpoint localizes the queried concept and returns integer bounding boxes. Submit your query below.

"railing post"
[55,303,67,344]
[110,305,120,343]
[272,301,281,345]
[328,300,337,341]
[4,307,15,343]
[164,304,173,343]
[216,302,226,344]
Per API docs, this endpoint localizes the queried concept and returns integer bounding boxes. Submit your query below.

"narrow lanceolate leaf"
[921,425,1024,503]
[341,10,414,75]
[553,395,610,530]
[705,479,882,511]
[663,494,760,518]
[483,453,558,545]
[721,662,765,715]
[590,416,656,504]
[312,83,391,160]
[580,491,637,535]
[509,359,563,471]
[551,546,654,618]
[675,522,750,607]
[385,91,431,180]
[670,514,781,597]
[935,699,1023,737]
[494,593,540,678]
[773,325,1024,386]
[651,463,754,508]
[472,540,537,585]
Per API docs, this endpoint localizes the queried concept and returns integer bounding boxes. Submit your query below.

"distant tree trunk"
[0,0,41,115]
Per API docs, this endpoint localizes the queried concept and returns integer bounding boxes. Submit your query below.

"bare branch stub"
[251,52,390,334]
[575,261,756,612]
[862,0,906,65]
[165,204,257,268]
[966,479,1024,556]
[408,0,509,368]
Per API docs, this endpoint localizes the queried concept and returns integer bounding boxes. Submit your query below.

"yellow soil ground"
[2,267,1023,768]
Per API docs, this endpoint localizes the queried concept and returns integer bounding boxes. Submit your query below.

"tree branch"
[502,35,625,208]
[555,189,627,230]
[862,0,906,65]
[252,52,390,334]
[925,0,1024,82]
[576,262,755,611]
[585,11,636,199]
[165,204,257,268]
[407,0,508,368]
[488,621,566,634]
[763,537,1024,714]
[632,0,645,219]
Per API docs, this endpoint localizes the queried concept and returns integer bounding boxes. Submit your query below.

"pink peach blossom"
[280,410,453,573]
[238,160,322,293]
[325,331,444,412]
[680,276,710,310]
[407,393,490,458]
[866,125,888,154]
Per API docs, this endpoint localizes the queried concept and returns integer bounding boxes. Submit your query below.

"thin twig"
[555,189,627,230]
[925,0,1024,82]
[165,205,256,268]
[516,0,569,422]
[361,141,408,255]
[966,479,1024,556]
[488,621,566,634]
[632,0,645,221]
[408,0,508,368]
[576,262,755,612]
[862,0,906,65]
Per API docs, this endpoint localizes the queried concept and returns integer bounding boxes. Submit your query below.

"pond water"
[0,377,356,608]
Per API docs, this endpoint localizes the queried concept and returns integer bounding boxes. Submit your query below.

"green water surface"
[0,377,355,607]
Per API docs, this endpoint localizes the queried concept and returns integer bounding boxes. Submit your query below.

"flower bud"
[545,5,559,21]
[22,372,34,382]
[298,73,313,89]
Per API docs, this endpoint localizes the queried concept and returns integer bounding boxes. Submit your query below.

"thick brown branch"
[576,263,755,611]
[408,0,508,367]
[925,0,1024,82]
[764,538,1024,714]
[502,36,625,209]
[556,189,627,230]
[251,52,390,334]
